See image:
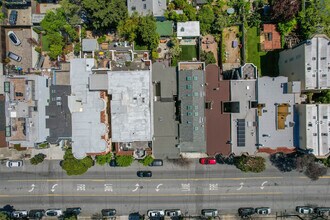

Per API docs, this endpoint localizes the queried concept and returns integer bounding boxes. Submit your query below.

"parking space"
[7,8,32,26]
[6,28,33,71]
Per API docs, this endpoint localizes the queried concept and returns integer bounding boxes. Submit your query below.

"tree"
[61,148,94,175]
[304,162,328,181]
[137,16,160,50]
[296,154,316,172]
[0,213,9,220]
[168,37,182,58]
[64,215,77,220]
[48,44,64,60]
[277,18,297,36]
[115,155,134,167]
[81,0,128,31]
[200,51,216,65]
[212,12,229,33]
[60,0,82,25]
[247,11,261,28]
[198,5,215,34]
[74,42,81,56]
[138,155,154,166]
[313,90,330,104]
[270,152,297,172]
[0,12,5,23]
[235,155,266,173]
[117,13,139,43]
[271,0,301,22]
[30,153,46,165]
[183,4,197,21]
[95,152,112,166]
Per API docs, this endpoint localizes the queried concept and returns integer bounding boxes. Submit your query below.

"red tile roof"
[263,24,281,50]
[205,65,231,156]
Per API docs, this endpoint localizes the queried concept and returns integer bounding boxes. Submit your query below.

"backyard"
[246,27,279,76]
[179,45,198,61]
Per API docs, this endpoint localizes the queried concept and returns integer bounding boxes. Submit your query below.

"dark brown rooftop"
[205,65,231,156]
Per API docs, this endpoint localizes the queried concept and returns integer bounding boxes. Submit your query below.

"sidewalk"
[0,145,64,160]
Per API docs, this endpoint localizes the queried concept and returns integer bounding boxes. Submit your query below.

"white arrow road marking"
[28,184,35,192]
[236,182,244,191]
[132,183,140,192]
[50,184,58,192]
[260,181,268,190]
[155,184,163,192]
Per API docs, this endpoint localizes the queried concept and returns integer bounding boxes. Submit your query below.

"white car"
[296,206,313,214]
[11,210,28,218]
[255,207,271,215]
[147,210,165,218]
[201,209,218,217]
[6,160,23,168]
[165,209,181,217]
[8,31,21,46]
[45,209,63,217]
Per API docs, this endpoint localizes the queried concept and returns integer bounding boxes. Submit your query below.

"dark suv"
[238,207,255,218]
[9,10,18,25]
[28,210,45,219]
[101,209,116,217]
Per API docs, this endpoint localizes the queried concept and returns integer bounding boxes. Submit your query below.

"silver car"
[201,209,218,217]
[6,160,23,168]
[255,207,271,215]
[11,210,28,218]
[296,206,313,214]
[8,31,21,46]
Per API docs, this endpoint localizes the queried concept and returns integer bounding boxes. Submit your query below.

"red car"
[199,158,217,165]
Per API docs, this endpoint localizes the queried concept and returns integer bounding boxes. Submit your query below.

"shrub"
[304,162,328,181]
[97,35,107,44]
[95,152,112,166]
[115,155,134,167]
[138,155,154,166]
[269,152,297,172]
[30,153,46,165]
[235,155,266,173]
[61,148,94,175]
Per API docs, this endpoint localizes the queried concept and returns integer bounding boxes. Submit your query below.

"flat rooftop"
[205,65,231,156]
[257,77,295,148]
[108,70,153,143]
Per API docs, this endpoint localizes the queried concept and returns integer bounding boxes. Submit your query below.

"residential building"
[82,39,99,53]
[3,74,50,148]
[257,76,299,150]
[156,21,173,38]
[296,104,330,157]
[260,24,281,51]
[177,21,200,38]
[177,62,206,153]
[279,34,330,91]
[127,0,167,17]
[152,62,180,159]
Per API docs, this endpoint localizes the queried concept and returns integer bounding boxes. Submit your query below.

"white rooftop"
[177,21,200,37]
[107,70,153,142]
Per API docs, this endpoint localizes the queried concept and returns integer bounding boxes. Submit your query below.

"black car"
[238,207,255,217]
[28,210,45,219]
[9,10,18,26]
[149,159,163,166]
[65,207,81,216]
[109,159,117,167]
[137,170,152,178]
[101,209,116,217]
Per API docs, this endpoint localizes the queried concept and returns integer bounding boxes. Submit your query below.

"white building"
[177,21,200,38]
[296,104,330,157]
[278,35,330,91]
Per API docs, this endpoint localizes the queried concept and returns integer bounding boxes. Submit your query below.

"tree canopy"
[61,148,94,175]
[95,152,112,166]
[138,155,154,166]
[198,5,215,34]
[200,51,216,65]
[271,0,301,22]
[235,155,266,173]
[0,213,9,220]
[115,155,134,167]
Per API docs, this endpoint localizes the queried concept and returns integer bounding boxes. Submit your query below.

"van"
[9,10,18,25]
[7,52,22,62]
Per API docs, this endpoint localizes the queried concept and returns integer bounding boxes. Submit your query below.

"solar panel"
[237,119,245,147]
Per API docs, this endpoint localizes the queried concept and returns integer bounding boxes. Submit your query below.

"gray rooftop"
[69,59,107,159]
[152,62,180,159]
[178,69,206,152]
[257,77,296,149]
[89,74,108,90]
[107,70,153,143]
[177,21,200,37]
[230,80,257,155]
[46,85,72,144]
[127,0,167,17]
[82,39,99,52]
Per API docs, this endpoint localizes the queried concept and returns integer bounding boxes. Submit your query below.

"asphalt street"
[0,160,329,217]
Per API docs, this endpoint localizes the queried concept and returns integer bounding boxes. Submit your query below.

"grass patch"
[134,42,148,50]
[41,35,50,51]
[246,26,279,76]
[179,45,198,61]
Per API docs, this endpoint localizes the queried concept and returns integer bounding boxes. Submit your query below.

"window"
[194,126,199,131]
[194,92,199,97]
[186,84,192,90]
[194,106,198,110]
[312,57,316,61]
[186,76,192,81]
[313,133,317,136]
[143,4,146,9]
[193,76,198,81]
[307,67,311,71]
[321,133,328,136]
[187,112,193,116]
[131,6,136,10]
[321,57,326,60]
[187,105,193,110]
[180,27,184,32]
[323,116,328,119]
[194,112,199,117]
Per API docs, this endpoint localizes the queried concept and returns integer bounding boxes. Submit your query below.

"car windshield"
[9,34,17,43]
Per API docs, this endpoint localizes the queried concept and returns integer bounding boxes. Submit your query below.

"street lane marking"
[76,184,86,191]
[209,184,218,191]
[28,184,35,193]
[155,184,163,192]
[132,183,140,192]
[0,191,283,198]
[236,182,244,191]
[260,181,268,190]
[181,183,190,192]
[7,176,285,182]
[104,184,113,192]
[50,184,58,192]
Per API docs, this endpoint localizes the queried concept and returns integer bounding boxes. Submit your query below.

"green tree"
[95,152,112,166]
[81,0,128,31]
[115,155,134,167]
[198,5,215,34]
[64,215,77,220]
[0,213,9,220]
[212,12,228,33]
[277,18,297,36]
[30,153,46,165]
[74,42,81,56]
[117,13,139,42]
[0,12,5,23]
[314,90,330,103]
[48,44,64,60]
[60,0,82,25]
[61,148,94,176]
[168,37,182,58]
[200,51,216,65]
[138,155,154,166]
[137,16,160,50]
[235,155,266,173]
[183,4,197,21]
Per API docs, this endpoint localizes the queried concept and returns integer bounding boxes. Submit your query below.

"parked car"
[109,159,117,167]
[28,209,45,219]
[7,52,22,62]
[147,210,165,218]
[9,10,18,25]
[149,159,163,166]
[45,209,63,217]
[8,31,21,46]
[238,207,255,217]
[137,170,152,178]
[165,209,181,217]
[65,207,81,216]
[6,160,23,168]
[296,206,314,214]
[199,158,216,165]
[201,209,218,217]
[11,210,28,218]
[101,209,116,217]
[314,207,330,215]
[255,207,271,215]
